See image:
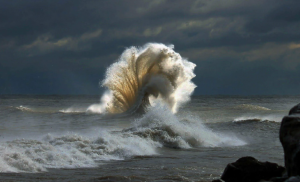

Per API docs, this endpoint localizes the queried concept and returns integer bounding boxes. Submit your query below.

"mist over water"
[87,43,196,114]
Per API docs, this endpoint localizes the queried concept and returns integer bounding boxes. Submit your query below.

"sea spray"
[87,43,196,114]
[130,104,247,148]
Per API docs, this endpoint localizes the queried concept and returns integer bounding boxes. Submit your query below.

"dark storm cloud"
[244,2,300,35]
[1,0,300,95]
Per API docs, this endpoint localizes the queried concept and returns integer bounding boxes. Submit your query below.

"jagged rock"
[220,156,285,182]
[280,103,300,177]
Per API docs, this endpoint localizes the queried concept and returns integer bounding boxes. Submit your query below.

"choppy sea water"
[0,95,299,182]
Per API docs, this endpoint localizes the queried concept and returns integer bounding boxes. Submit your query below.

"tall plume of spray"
[87,43,196,114]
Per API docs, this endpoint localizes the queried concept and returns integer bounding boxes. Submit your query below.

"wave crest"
[232,104,271,111]
[87,43,196,114]
[127,104,246,148]
[233,116,279,123]
[15,106,34,112]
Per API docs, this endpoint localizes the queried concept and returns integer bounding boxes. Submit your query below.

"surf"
[0,104,246,173]
[87,43,196,115]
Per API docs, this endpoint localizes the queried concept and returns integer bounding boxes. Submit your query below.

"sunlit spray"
[87,43,196,114]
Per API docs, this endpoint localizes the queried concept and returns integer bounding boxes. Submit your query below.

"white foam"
[15,105,34,112]
[1,102,248,173]
[0,129,160,173]
[233,115,282,123]
[0,103,247,173]
[59,107,86,113]
[132,104,247,148]
[86,90,112,113]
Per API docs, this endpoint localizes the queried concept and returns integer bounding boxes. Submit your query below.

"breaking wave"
[129,104,246,148]
[233,116,281,123]
[87,43,196,114]
[0,131,160,173]
[15,106,34,112]
[0,104,246,173]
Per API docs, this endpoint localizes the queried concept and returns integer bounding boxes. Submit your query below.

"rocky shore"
[213,104,300,182]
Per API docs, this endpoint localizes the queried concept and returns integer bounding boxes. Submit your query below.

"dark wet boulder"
[212,179,224,182]
[280,104,300,177]
[285,176,300,182]
[261,176,288,182]
[289,103,300,115]
[220,156,285,182]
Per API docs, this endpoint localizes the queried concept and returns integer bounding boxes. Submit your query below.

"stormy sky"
[1,0,300,95]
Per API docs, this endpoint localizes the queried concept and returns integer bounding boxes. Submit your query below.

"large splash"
[87,43,196,114]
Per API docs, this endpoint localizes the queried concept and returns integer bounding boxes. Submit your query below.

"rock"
[289,104,300,115]
[260,176,288,182]
[212,179,224,182]
[285,176,300,182]
[220,156,285,182]
[268,176,288,182]
[280,104,300,177]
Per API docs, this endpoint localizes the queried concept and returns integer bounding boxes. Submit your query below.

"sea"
[0,95,298,182]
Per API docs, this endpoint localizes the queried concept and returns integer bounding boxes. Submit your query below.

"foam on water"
[86,91,112,113]
[59,107,86,113]
[0,130,160,173]
[233,115,283,123]
[15,106,34,112]
[14,105,86,114]
[0,103,247,173]
[13,105,58,114]
[130,104,246,148]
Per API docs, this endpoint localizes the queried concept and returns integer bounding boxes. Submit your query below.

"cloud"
[181,41,300,70]
[242,43,300,69]
[143,27,162,37]
[136,0,167,14]
[1,0,300,94]
[21,29,102,54]
[289,43,300,50]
